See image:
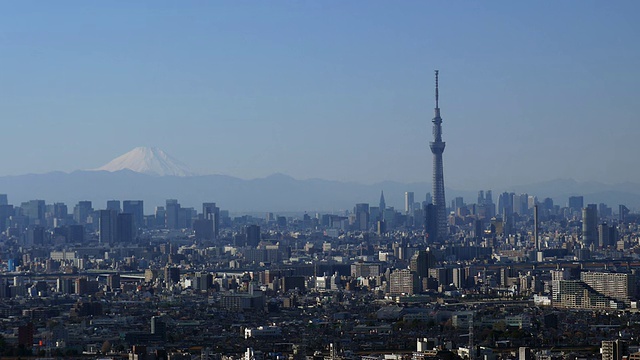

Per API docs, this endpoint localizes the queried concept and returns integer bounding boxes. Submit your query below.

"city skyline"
[2,3,640,353]
[1,2,639,190]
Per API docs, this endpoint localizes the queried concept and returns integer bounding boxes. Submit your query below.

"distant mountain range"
[0,170,639,213]
[0,147,638,213]
[0,170,434,213]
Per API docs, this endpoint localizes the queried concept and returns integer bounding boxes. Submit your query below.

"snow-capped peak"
[95,147,195,177]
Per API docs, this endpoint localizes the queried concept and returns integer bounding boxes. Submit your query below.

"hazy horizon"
[1,2,638,190]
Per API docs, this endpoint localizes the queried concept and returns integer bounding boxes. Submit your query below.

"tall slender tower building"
[404,192,414,215]
[379,191,386,220]
[430,70,447,240]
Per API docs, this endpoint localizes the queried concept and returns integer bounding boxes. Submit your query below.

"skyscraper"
[410,249,433,278]
[424,203,438,242]
[123,200,144,229]
[165,199,180,229]
[245,224,261,247]
[429,70,447,240]
[498,192,514,216]
[354,203,370,231]
[202,202,220,239]
[106,200,121,213]
[582,204,598,248]
[533,205,539,251]
[98,210,117,244]
[404,192,414,215]
[569,196,584,212]
[379,191,386,218]
[117,213,135,243]
[73,201,93,225]
[619,204,629,223]
[164,266,180,284]
[21,200,45,226]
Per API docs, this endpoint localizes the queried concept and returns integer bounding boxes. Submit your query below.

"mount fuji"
[94,147,195,177]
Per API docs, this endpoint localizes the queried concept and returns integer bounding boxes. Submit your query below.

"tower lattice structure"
[429,70,447,240]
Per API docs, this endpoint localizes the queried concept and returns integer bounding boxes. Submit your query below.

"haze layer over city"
[1,2,640,360]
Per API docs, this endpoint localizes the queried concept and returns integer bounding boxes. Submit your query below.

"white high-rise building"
[405,192,414,215]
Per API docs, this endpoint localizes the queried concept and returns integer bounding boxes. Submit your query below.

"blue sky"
[0,1,638,190]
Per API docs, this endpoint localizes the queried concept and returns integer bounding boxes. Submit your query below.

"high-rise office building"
[21,200,45,226]
[26,226,45,245]
[379,191,386,220]
[533,205,539,251]
[598,222,617,248]
[619,205,629,223]
[474,219,483,240]
[0,204,13,231]
[202,202,220,238]
[73,201,93,225]
[452,197,464,214]
[429,70,447,240]
[527,195,537,210]
[354,203,369,231]
[165,199,180,229]
[477,190,496,219]
[404,192,414,215]
[425,204,438,242]
[53,203,68,220]
[512,194,529,216]
[485,190,493,205]
[425,192,432,205]
[123,200,144,229]
[106,200,121,213]
[410,250,434,278]
[98,210,117,244]
[193,219,214,239]
[117,213,135,243]
[164,266,180,284]
[179,207,194,229]
[369,206,381,224]
[0,194,7,206]
[569,196,584,212]
[154,206,166,228]
[582,204,598,248]
[65,225,85,243]
[599,203,612,219]
[245,224,261,247]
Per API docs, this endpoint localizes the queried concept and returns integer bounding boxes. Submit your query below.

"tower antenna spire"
[435,70,439,108]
